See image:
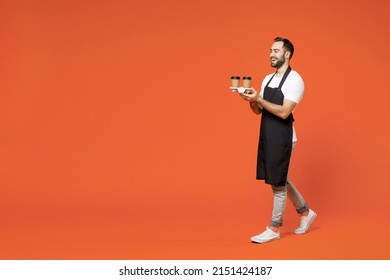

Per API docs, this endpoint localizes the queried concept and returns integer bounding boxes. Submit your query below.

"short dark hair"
[274,37,294,59]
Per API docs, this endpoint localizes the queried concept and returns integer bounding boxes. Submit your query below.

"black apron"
[256,66,294,186]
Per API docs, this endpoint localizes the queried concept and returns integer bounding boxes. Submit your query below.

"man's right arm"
[249,101,263,115]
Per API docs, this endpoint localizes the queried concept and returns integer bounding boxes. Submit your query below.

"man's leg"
[269,185,287,232]
[286,178,317,234]
[286,178,308,215]
[250,184,286,243]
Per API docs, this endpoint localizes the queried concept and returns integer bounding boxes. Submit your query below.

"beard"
[270,55,285,68]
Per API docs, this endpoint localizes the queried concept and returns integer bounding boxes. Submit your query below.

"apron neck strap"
[278,66,292,89]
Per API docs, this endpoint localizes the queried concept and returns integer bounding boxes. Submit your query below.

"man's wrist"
[256,95,266,110]
[256,95,262,106]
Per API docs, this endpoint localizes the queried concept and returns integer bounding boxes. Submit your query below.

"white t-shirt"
[259,70,304,142]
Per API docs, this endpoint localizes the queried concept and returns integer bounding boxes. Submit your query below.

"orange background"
[0,0,389,259]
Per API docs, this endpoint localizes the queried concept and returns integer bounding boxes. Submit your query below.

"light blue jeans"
[270,142,308,227]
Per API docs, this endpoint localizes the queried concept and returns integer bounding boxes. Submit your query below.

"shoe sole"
[294,212,317,235]
[251,236,280,244]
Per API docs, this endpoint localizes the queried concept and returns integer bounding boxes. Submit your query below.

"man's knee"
[271,185,286,192]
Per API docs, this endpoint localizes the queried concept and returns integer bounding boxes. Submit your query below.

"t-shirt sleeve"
[283,73,304,104]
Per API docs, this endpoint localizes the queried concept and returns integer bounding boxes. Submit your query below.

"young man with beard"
[239,37,316,243]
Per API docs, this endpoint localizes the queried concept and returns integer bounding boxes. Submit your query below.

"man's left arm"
[240,88,297,119]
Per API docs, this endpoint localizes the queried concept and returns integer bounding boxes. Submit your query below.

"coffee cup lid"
[231,76,240,79]
[243,76,252,80]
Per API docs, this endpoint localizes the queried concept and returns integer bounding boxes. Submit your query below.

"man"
[239,37,316,243]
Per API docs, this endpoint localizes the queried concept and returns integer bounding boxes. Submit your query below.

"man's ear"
[285,51,291,59]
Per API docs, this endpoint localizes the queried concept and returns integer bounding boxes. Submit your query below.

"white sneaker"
[251,227,280,243]
[294,209,317,234]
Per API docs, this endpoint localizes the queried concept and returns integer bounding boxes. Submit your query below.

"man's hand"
[239,87,260,102]
[239,87,263,115]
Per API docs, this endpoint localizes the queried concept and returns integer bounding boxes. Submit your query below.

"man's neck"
[276,63,290,77]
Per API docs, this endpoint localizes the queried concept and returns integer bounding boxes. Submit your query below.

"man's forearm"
[250,101,262,115]
[255,96,290,119]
